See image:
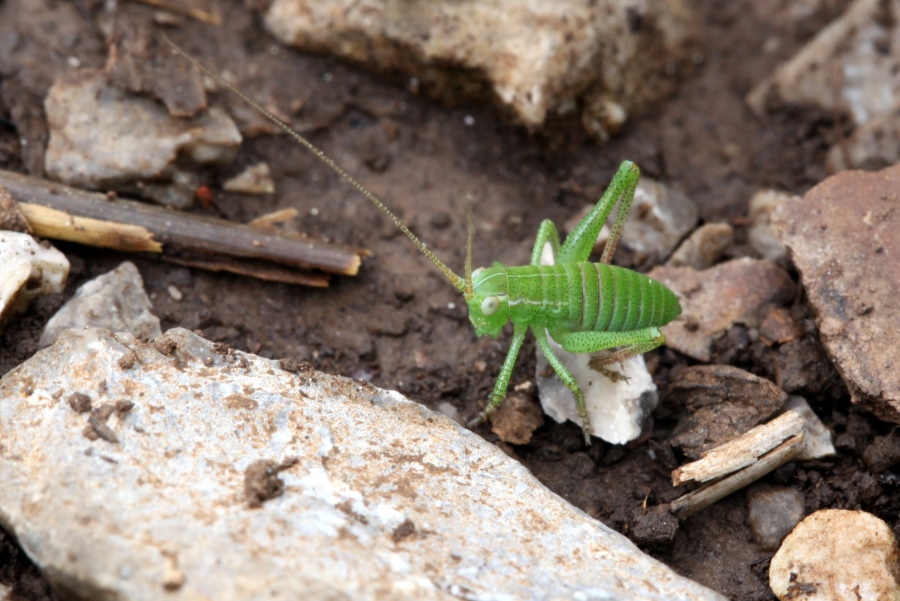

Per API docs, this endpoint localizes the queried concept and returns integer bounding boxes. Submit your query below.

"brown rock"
[773,165,900,423]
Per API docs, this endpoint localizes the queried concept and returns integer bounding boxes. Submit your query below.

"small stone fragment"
[44,70,242,208]
[773,164,900,423]
[244,459,296,508]
[67,392,92,413]
[863,434,900,473]
[668,365,788,459]
[0,186,32,233]
[630,506,679,549]
[39,262,160,349]
[769,509,900,601]
[117,350,137,369]
[758,306,803,346]
[0,232,69,326]
[153,336,177,356]
[746,485,804,551]
[666,223,733,270]
[747,190,790,262]
[223,162,276,195]
[114,400,135,414]
[490,393,544,445]
[264,0,696,140]
[826,112,900,172]
[649,258,795,362]
[87,415,119,444]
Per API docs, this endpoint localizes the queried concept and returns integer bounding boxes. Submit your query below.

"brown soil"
[3,1,898,600]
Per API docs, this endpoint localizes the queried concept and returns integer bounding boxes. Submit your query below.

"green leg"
[555,328,665,381]
[467,323,528,428]
[530,219,562,266]
[533,327,594,445]
[557,161,640,265]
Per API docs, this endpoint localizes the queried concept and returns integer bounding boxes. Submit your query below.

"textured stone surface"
[773,165,900,423]
[649,258,795,362]
[0,328,725,601]
[770,509,900,600]
[39,261,161,348]
[264,0,696,141]
[44,70,241,208]
[0,231,68,325]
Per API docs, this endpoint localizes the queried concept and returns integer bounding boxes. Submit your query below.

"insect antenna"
[464,201,475,299]
[162,35,467,293]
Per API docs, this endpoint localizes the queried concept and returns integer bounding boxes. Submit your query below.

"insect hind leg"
[555,327,665,382]
[533,327,594,445]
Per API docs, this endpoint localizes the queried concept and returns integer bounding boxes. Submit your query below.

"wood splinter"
[669,397,835,519]
[0,169,369,287]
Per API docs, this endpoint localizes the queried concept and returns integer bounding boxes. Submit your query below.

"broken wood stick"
[0,169,367,287]
[668,397,835,519]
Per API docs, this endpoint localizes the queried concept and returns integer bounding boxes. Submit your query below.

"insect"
[163,36,682,445]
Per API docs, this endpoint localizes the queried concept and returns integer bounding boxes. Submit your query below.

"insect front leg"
[533,327,594,445]
[557,161,641,265]
[467,323,528,428]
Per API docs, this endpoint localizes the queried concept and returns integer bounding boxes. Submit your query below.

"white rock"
[0,328,725,601]
[0,231,69,324]
[44,70,242,208]
[770,509,900,601]
[748,190,791,262]
[39,261,161,348]
[536,242,658,444]
[223,162,276,195]
[264,0,696,141]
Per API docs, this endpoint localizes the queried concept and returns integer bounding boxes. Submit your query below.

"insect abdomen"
[504,263,680,332]
[588,263,680,332]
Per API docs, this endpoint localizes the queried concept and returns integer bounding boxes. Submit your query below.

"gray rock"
[44,70,242,208]
[747,190,790,262]
[39,261,160,348]
[264,0,697,142]
[0,327,725,601]
[773,165,900,424]
[667,223,734,270]
[0,231,68,325]
[649,259,795,362]
[769,509,900,600]
[746,486,805,551]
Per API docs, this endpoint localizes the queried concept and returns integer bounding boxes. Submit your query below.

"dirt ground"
[3,1,898,600]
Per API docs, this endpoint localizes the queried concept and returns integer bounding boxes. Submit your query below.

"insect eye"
[481,296,500,316]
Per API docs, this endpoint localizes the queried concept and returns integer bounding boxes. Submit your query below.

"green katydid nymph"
[163,36,682,445]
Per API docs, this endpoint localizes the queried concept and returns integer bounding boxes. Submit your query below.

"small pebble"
[746,485,804,551]
[168,285,184,301]
[769,509,900,600]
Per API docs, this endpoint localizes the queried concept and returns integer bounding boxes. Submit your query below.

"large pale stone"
[0,328,725,601]
[264,0,696,141]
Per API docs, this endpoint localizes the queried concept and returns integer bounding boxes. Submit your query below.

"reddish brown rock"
[774,165,900,423]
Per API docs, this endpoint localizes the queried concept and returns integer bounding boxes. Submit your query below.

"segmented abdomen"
[505,262,680,332]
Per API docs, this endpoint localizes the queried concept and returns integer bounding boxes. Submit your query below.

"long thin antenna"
[161,35,467,293]
[464,201,474,297]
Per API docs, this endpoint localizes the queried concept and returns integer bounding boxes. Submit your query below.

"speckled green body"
[503,263,680,335]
